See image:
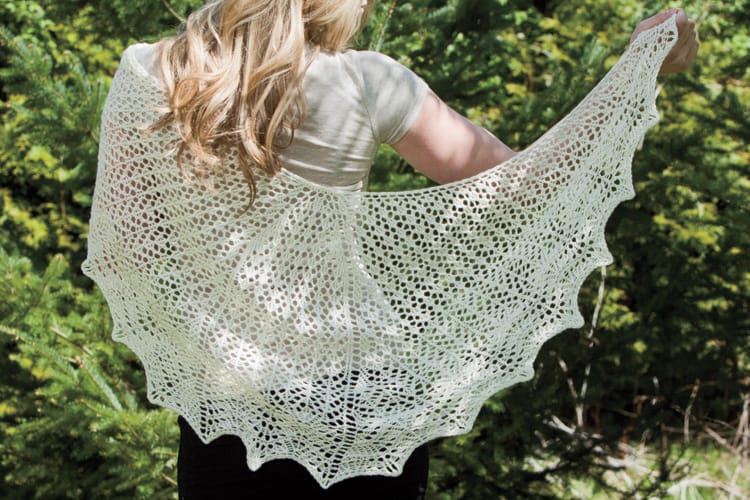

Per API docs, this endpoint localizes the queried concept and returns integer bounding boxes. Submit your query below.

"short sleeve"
[354,51,429,145]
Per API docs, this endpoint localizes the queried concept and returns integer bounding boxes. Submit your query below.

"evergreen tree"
[0,0,747,498]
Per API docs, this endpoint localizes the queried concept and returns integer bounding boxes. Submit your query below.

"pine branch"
[160,0,185,23]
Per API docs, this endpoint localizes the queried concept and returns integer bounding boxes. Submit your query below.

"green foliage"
[1,0,747,498]
[1,5,104,271]
[0,248,178,498]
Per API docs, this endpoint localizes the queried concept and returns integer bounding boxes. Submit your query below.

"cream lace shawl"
[82,19,677,487]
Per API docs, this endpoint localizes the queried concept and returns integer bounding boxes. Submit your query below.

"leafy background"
[1,0,748,498]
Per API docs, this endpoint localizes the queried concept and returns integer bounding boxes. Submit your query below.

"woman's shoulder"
[313,49,410,72]
[336,49,412,72]
[308,49,424,100]
[119,41,167,85]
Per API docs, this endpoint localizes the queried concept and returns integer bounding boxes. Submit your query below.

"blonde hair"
[153,0,371,201]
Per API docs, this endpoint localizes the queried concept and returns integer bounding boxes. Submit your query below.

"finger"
[660,32,698,75]
[663,51,695,75]
[673,8,690,34]
[670,18,694,53]
[683,35,699,68]
[630,9,679,44]
[644,9,681,30]
[671,17,698,62]
[664,11,696,56]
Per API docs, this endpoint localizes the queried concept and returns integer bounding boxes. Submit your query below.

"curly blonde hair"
[153,0,372,201]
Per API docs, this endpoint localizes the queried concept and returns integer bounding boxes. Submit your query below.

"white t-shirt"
[132,44,429,191]
[281,50,429,190]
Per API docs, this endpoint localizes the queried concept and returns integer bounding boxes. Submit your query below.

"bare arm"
[392,9,697,185]
[392,91,516,184]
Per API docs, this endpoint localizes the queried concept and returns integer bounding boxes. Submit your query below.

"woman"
[102,1,698,498]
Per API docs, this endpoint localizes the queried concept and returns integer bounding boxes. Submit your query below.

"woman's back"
[133,42,428,191]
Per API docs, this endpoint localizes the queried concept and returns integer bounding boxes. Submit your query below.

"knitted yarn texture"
[82,18,678,488]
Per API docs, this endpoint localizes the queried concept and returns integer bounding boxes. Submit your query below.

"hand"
[630,8,699,76]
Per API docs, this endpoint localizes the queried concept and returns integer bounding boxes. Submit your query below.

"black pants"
[177,416,429,499]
